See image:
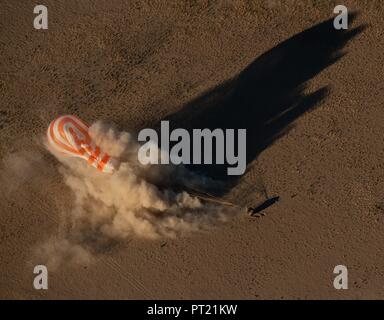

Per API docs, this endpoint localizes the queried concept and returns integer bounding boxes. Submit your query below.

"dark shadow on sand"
[161,14,365,196]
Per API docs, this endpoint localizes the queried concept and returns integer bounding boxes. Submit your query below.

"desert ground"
[1,0,384,299]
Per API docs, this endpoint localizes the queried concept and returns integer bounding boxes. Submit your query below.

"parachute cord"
[255,158,269,200]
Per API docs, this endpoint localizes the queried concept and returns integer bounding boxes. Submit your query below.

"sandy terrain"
[1,0,384,299]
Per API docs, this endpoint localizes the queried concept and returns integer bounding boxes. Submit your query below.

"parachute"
[47,115,118,173]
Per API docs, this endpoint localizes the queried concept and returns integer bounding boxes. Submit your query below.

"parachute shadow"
[163,13,366,198]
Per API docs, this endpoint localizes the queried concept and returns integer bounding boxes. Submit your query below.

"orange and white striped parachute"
[47,115,118,173]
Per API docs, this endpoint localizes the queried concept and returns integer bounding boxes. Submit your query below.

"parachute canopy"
[47,115,117,173]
